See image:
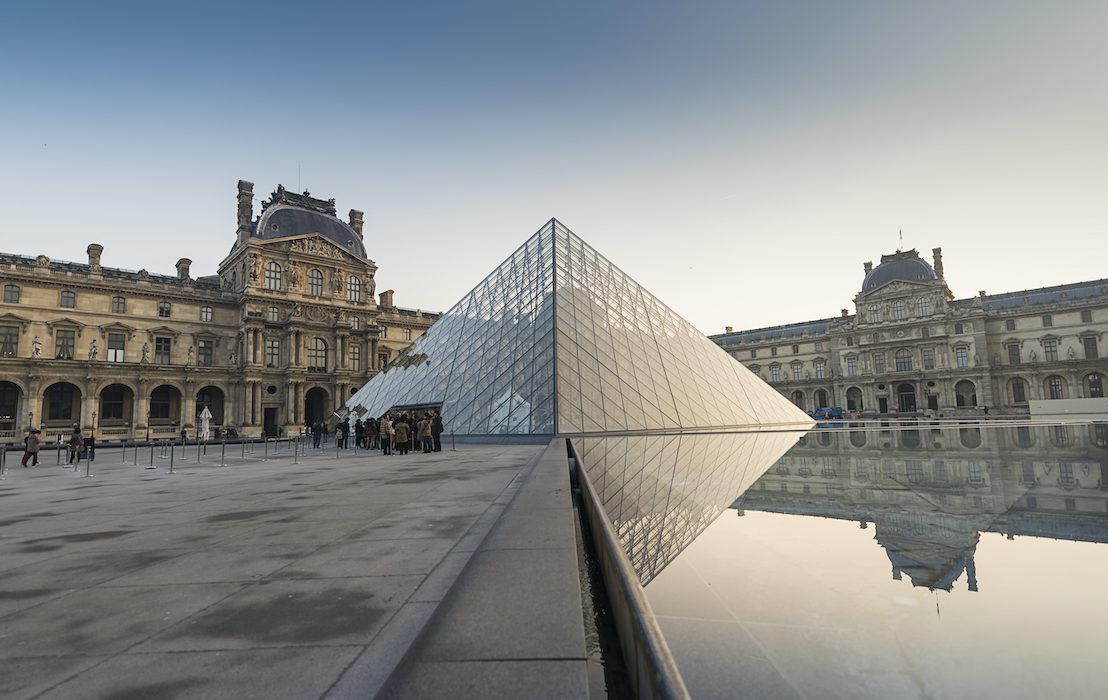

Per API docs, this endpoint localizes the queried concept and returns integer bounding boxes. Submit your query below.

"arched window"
[869,305,882,323]
[308,269,323,296]
[892,300,906,320]
[917,297,932,316]
[264,262,282,290]
[2,284,19,303]
[347,275,363,302]
[111,296,126,313]
[307,337,328,372]
[1087,373,1105,398]
[894,349,913,372]
[1046,375,1066,400]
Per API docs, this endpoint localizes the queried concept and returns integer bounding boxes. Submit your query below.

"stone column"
[134,380,150,436]
[293,382,301,424]
[80,391,96,431]
[295,331,302,366]
[182,385,197,429]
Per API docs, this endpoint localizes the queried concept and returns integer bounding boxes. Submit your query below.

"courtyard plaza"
[0,438,589,699]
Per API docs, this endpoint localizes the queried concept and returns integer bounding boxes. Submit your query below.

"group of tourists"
[20,426,95,467]
[303,410,445,456]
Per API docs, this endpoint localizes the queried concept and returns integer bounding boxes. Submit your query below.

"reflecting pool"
[576,422,1108,699]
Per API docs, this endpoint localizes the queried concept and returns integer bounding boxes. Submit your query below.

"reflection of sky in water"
[580,423,1108,699]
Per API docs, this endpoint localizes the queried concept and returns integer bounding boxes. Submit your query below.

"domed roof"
[862,249,936,292]
[256,205,367,259]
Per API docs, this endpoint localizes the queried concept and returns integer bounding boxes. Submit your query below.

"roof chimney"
[176,258,192,280]
[87,243,103,271]
[863,261,873,274]
[725,326,733,334]
[379,289,394,308]
[932,247,944,280]
[236,180,254,245]
[349,209,364,238]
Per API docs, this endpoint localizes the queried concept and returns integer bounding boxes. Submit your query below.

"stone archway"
[149,384,182,427]
[0,380,22,436]
[98,383,135,428]
[304,387,330,427]
[955,380,977,407]
[896,383,917,413]
[791,391,805,411]
[43,381,82,426]
[846,386,863,412]
[815,389,829,408]
[196,385,225,425]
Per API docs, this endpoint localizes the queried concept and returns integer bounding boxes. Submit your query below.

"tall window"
[200,306,213,322]
[1005,319,1016,331]
[100,386,125,420]
[917,297,932,316]
[0,325,18,356]
[404,328,412,341]
[750,349,757,359]
[197,339,213,366]
[349,344,361,371]
[1088,373,1105,399]
[954,322,964,334]
[268,306,280,323]
[154,337,172,364]
[378,352,388,370]
[352,316,361,330]
[307,337,327,372]
[112,296,126,313]
[846,357,856,376]
[107,332,125,362]
[1043,339,1058,361]
[922,348,935,370]
[1081,309,1093,323]
[55,329,75,359]
[816,360,827,379]
[158,301,172,318]
[921,327,930,339]
[770,366,781,383]
[1046,375,1065,400]
[955,346,969,368]
[1084,336,1099,360]
[308,268,323,296]
[1011,378,1027,403]
[1042,314,1053,328]
[791,363,802,380]
[895,349,913,371]
[46,384,76,420]
[1007,344,1021,365]
[347,275,363,302]
[265,339,280,367]
[870,305,882,323]
[892,301,906,320]
[815,341,823,351]
[770,347,778,357]
[873,352,886,373]
[60,290,76,308]
[264,261,282,290]
[2,284,19,303]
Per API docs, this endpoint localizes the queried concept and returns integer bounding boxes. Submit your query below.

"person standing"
[339,417,350,449]
[381,415,394,455]
[354,419,365,448]
[394,418,410,456]
[312,421,323,448]
[85,432,96,462]
[21,429,41,467]
[67,428,84,465]
[369,418,379,449]
[431,412,444,452]
[419,413,434,453]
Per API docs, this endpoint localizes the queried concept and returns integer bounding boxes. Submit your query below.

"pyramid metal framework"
[346,219,810,435]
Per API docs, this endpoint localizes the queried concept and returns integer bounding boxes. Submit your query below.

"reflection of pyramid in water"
[346,219,810,434]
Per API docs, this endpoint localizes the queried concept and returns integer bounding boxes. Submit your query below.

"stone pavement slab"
[0,443,542,699]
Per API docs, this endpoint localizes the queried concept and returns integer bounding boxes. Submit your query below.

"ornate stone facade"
[712,248,1107,416]
[0,181,439,442]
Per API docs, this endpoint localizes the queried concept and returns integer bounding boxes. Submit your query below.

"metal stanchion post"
[134,439,139,466]
[451,431,456,451]
[147,442,156,469]
[121,440,127,463]
[264,435,268,461]
[1,445,7,480]
[293,437,299,465]
[220,437,226,467]
[56,441,62,465]
[169,439,176,474]
[197,439,202,463]
[83,451,92,478]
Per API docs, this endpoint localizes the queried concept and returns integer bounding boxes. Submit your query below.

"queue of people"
[303,410,445,456]
[19,426,96,467]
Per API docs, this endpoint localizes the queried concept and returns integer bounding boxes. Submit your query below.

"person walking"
[67,428,84,465]
[394,418,410,456]
[354,419,365,448]
[419,413,434,453]
[312,421,323,448]
[381,415,394,455]
[431,411,444,452]
[21,429,41,467]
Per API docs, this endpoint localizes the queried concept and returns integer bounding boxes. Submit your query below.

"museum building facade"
[712,248,1107,416]
[0,181,437,442]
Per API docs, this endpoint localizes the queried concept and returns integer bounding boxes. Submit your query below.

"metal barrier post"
[241,436,246,458]
[1,445,7,480]
[57,441,62,465]
[121,440,127,463]
[263,435,269,461]
[220,437,226,467]
[451,431,456,451]
[83,451,92,478]
[169,439,176,474]
[147,442,156,469]
[134,440,139,466]
[293,437,299,465]
[197,439,202,463]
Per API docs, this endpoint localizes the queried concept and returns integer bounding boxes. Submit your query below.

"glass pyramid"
[346,219,811,435]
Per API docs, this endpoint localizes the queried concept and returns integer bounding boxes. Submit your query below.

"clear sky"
[2,1,1105,333]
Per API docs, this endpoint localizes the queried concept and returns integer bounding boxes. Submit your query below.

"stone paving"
[0,441,543,699]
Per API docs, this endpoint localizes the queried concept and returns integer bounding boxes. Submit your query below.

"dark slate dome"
[256,205,367,259]
[862,249,936,292]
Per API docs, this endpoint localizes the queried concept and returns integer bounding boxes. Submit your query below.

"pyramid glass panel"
[346,219,810,435]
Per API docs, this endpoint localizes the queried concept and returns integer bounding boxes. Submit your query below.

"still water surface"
[577,423,1108,699]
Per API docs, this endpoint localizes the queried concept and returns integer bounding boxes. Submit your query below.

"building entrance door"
[878,397,888,413]
[263,407,278,437]
[897,383,917,412]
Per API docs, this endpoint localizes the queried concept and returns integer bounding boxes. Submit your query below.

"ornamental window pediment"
[0,312,31,329]
[146,325,180,339]
[45,317,87,337]
[98,322,137,339]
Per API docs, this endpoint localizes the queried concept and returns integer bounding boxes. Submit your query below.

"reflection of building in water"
[733,423,1108,591]
[574,431,802,584]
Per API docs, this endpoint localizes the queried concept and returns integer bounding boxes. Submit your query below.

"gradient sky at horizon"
[2,1,1105,333]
